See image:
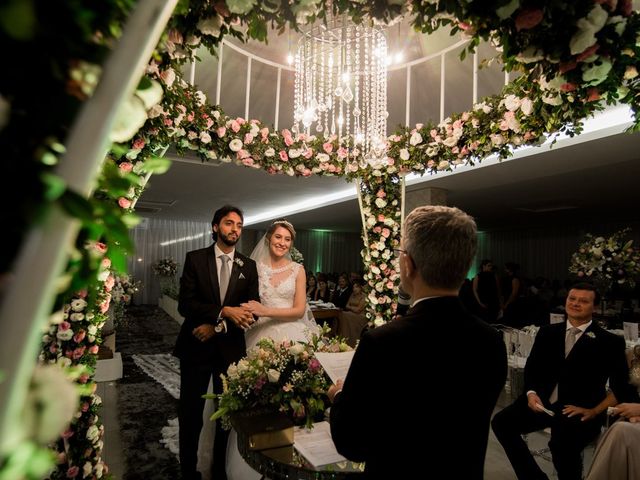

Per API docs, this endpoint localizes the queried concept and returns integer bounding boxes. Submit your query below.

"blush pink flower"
[323,142,333,153]
[515,8,544,31]
[230,120,241,133]
[279,151,288,162]
[118,197,132,209]
[119,162,133,173]
[132,138,145,149]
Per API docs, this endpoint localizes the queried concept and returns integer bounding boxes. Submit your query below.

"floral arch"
[1,1,639,477]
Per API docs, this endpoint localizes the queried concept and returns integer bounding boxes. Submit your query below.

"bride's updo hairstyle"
[266,219,296,244]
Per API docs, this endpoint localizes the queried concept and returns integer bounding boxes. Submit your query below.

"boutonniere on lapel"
[234,257,244,268]
[586,332,596,339]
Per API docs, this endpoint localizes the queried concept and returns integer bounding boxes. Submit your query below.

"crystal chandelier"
[293,15,388,162]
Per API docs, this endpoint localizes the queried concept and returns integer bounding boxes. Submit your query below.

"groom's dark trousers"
[174,245,259,480]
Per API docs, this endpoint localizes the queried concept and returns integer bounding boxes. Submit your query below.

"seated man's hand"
[223,306,255,330]
[526,392,544,412]
[562,404,597,421]
[192,324,217,342]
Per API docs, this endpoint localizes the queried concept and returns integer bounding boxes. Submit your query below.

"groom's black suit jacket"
[174,245,259,365]
[330,296,507,479]
[524,321,635,407]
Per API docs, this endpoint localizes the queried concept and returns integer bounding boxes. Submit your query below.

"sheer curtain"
[128,217,212,304]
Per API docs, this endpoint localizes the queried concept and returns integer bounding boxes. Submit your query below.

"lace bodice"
[245,261,319,349]
[258,261,301,308]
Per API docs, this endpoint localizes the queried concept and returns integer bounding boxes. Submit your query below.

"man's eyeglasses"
[393,248,407,258]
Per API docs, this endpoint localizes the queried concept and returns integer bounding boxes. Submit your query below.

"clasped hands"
[609,403,640,423]
[223,305,256,330]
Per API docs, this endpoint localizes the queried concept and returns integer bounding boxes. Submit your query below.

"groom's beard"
[219,231,239,247]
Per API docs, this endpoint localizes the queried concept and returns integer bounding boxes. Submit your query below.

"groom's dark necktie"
[219,254,230,302]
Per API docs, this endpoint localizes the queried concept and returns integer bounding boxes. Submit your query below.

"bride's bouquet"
[210,326,351,429]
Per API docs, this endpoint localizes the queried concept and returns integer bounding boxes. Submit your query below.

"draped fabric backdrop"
[129,217,365,304]
[130,216,640,304]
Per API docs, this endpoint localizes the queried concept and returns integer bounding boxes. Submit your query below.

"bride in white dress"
[226,219,319,479]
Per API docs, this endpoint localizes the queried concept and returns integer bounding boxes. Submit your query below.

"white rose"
[71,299,88,312]
[57,329,74,341]
[374,197,387,208]
[229,139,243,152]
[88,325,98,335]
[315,153,329,162]
[541,94,563,106]
[582,59,612,86]
[437,160,450,170]
[267,369,281,383]
[97,270,109,282]
[520,97,533,115]
[289,149,301,159]
[289,344,304,356]
[83,462,92,478]
[87,425,100,442]
[504,94,521,112]
[409,131,423,146]
[237,359,249,373]
[399,148,410,160]
[265,147,275,157]
[69,312,85,322]
[197,16,223,37]
[200,132,212,144]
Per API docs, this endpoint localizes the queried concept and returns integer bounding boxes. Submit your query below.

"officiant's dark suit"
[174,206,259,480]
[329,206,507,479]
[492,283,635,480]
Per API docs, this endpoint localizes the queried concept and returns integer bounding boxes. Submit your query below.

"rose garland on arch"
[125,2,639,326]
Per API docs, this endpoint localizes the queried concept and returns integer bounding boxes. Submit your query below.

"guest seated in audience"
[586,344,640,480]
[336,279,367,347]
[344,279,366,314]
[306,274,317,300]
[328,205,507,479]
[585,403,640,480]
[331,273,352,309]
[313,273,331,302]
[492,282,635,480]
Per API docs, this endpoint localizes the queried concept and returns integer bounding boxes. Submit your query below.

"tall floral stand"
[95,307,123,381]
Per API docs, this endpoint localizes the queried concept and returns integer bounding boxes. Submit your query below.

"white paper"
[623,322,639,342]
[315,351,355,384]
[294,421,346,467]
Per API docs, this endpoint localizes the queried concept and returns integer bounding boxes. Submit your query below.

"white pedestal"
[96,352,123,382]
[159,295,183,325]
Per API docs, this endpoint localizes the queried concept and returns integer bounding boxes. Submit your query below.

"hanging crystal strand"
[364,29,371,158]
[317,30,325,134]
[344,24,352,152]
[353,25,361,151]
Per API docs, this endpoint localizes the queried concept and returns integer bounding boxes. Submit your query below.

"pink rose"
[576,44,599,62]
[94,242,107,254]
[73,330,86,343]
[323,142,333,153]
[515,8,544,31]
[303,148,313,159]
[381,228,391,238]
[377,214,385,222]
[119,162,133,173]
[101,258,111,269]
[244,133,254,144]
[118,197,132,209]
[206,118,214,129]
[231,120,240,133]
[586,88,600,102]
[89,345,99,354]
[376,189,386,198]
[132,138,145,149]
[242,158,254,166]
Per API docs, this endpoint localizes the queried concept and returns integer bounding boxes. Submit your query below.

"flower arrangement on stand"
[153,257,179,298]
[110,274,142,327]
[569,228,640,303]
[210,326,351,429]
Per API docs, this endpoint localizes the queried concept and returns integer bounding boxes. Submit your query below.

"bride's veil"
[249,233,292,266]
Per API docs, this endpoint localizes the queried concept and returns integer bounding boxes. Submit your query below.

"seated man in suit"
[492,282,635,480]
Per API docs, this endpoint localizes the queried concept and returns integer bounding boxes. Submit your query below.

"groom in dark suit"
[492,282,635,480]
[174,205,259,480]
[328,205,507,479]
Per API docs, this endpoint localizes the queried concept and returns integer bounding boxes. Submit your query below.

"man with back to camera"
[174,205,259,480]
[328,205,507,479]
[492,282,636,480]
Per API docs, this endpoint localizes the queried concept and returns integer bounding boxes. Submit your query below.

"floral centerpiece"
[569,228,640,295]
[210,327,351,429]
[152,257,179,277]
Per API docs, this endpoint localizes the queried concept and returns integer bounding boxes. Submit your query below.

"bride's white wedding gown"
[227,260,319,479]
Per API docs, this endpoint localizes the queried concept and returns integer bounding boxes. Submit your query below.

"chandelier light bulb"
[286,53,294,65]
